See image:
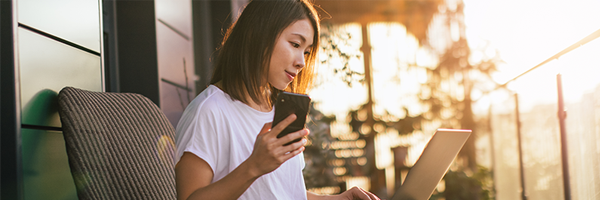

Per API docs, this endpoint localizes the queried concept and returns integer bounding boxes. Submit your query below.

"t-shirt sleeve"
[300,152,306,170]
[175,102,225,175]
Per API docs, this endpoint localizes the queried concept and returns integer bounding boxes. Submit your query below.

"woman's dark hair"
[210,0,320,107]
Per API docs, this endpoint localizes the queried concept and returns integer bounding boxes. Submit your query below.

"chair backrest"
[58,87,176,200]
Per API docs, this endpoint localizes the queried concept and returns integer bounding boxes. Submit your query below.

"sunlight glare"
[369,22,435,119]
[464,0,600,86]
[311,23,366,118]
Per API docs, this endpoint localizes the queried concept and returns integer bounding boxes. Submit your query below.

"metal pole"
[487,105,498,200]
[494,29,600,91]
[360,23,374,122]
[514,93,528,200]
[556,74,572,200]
[360,23,382,193]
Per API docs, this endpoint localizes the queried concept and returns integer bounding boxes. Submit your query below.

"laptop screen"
[391,129,471,200]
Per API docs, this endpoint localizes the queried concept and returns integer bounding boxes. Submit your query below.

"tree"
[307,0,501,198]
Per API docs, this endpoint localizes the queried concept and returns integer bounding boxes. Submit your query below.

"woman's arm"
[306,187,381,200]
[176,114,308,200]
[175,152,260,200]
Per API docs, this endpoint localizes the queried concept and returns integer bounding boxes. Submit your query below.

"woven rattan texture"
[58,87,176,200]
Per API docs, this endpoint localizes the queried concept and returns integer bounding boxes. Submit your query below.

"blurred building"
[0,0,245,199]
[309,1,600,200]
[309,0,475,198]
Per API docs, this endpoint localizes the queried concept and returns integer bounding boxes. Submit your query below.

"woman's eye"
[290,42,300,48]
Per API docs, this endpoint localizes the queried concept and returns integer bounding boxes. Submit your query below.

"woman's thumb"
[258,122,272,136]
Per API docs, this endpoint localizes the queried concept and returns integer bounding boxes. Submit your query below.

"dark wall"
[103,0,119,93]
[192,0,212,93]
[1,0,22,199]
[2,2,234,197]
[1,1,232,199]
[104,1,160,105]
[192,0,232,94]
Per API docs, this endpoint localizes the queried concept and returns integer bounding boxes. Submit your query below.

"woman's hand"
[307,187,381,200]
[245,114,309,177]
[336,187,380,200]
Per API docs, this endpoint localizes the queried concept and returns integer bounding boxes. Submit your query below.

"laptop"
[391,129,472,200]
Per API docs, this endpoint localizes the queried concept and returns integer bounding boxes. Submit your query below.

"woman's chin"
[271,82,290,91]
[275,86,287,91]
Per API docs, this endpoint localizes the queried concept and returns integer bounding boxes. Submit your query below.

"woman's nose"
[294,52,306,69]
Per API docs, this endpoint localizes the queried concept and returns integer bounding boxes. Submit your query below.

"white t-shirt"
[175,85,308,200]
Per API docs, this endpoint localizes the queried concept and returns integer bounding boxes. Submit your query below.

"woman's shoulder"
[197,85,228,102]
[189,85,232,112]
[177,85,231,130]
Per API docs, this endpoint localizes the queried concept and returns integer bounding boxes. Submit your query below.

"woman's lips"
[286,71,296,81]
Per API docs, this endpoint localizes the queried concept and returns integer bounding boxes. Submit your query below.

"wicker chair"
[57,87,176,200]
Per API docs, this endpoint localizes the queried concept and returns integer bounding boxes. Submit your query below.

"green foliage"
[430,166,495,200]
[319,23,364,87]
[349,106,424,136]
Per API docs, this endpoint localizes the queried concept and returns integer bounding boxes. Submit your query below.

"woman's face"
[268,18,314,90]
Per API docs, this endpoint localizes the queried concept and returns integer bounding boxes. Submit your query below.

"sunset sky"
[310,0,600,117]
[464,0,600,110]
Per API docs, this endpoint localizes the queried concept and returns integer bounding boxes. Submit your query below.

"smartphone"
[272,92,311,145]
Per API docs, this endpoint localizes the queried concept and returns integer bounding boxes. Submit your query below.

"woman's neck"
[214,82,272,112]
[247,99,272,112]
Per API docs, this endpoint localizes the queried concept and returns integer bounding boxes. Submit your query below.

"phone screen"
[272,92,311,144]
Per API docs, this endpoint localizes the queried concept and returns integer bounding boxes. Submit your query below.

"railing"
[479,28,600,200]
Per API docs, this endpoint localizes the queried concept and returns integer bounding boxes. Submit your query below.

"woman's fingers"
[281,146,305,160]
[359,187,380,200]
[268,132,307,164]
[269,114,296,137]
[268,114,309,148]
[248,116,308,175]
[347,186,380,200]
[279,136,307,153]
[273,128,309,147]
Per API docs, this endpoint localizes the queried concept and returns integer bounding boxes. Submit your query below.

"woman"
[175,0,380,199]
